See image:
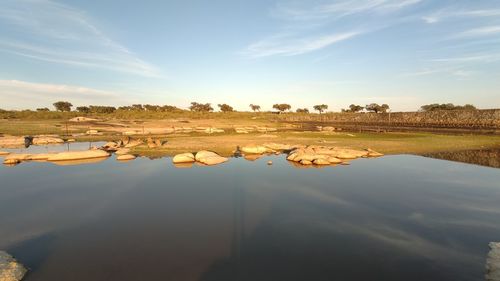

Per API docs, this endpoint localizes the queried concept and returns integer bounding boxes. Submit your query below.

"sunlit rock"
[0,251,27,281]
[115,148,131,155]
[32,136,64,145]
[195,151,228,166]
[241,145,270,154]
[0,137,26,148]
[173,153,195,163]
[117,154,136,161]
[47,150,110,162]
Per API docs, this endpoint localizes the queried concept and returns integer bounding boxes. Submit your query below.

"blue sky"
[0,0,499,111]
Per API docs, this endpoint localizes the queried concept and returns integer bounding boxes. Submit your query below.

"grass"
[1,119,499,158]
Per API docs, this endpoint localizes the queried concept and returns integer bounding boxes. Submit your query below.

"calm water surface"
[0,147,499,281]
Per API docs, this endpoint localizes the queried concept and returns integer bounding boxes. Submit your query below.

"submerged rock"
[487,242,500,281]
[0,251,27,281]
[173,153,195,164]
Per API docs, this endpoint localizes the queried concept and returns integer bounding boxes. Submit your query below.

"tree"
[159,105,180,112]
[89,106,116,114]
[76,106,90,113]
[272,103,291,113]
[218,104,234,112]
[132,104,144,111]
[349,104,364,113]
[189,102,213,112]
[53,101,73,112]
[296,108,309,113]
[420,103,477,111]
[36,107,50,112]
[313,104,328,114]
[249,104,261,112]
[144,104,160,111]
[365,103,389,113]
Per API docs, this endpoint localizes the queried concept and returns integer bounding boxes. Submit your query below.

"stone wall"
[279,109,500,130]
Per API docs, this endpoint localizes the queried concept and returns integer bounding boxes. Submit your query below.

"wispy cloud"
[0,0,161,77]
[423,9,500,24]
[453,26,500,39]
[242,31,361,58]
[243,0,422,58]
[0,79,122,109]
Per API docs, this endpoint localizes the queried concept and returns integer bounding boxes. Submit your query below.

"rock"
[235,128,249,134]
[117,154,136,161]
[300,159,313,165]
[0,151,10,156]
[240,145,270,154]
[4,154,31,161]
[69,116,97,122]
[313,158,330,165]
[28,153,54,161]
[0,251,27,281]
[122,131,138,136]
[124,140,143,148]
[173,153,195,163]
[121,136,131,146]
[115,148,131,155]
[66,138,76,142]
[486,242,500,281]
[0,137,26,148]
[366,149,384,157]
[327,157,343,164]
[195,151,228,166]
[262,143,296,151]
[32,136,64,145]
[86,129,100,135]
[267,160,273,165]
[47,150,110,162]
[3,159,20,165]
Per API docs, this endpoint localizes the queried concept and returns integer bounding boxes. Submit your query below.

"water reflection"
[0,155,499,281]
[422,148,500,169]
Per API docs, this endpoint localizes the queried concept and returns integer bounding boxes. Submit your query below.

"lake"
[1,145,499,281]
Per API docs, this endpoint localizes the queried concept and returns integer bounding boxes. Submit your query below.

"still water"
[0,146,499,281]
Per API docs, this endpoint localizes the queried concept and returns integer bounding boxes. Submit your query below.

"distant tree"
[53,101,73,112]
[420,103,477,112]
[218,104,234,113]
[296,108,309,113]
[118,106,132,111]
[249,104,261,112]
[76,106,90,113]
[144,104,160,111]
[89,105,116,114]
[349,104,364,113]
[36,107,50,112]
[189,102,213,112]
[132,104,144,111]
[365,103,389,113]
[159,105,180,112]
[313,104,328,114]
[273,103,291,113]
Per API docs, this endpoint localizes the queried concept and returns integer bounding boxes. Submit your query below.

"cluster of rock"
[238,143,383,166]
[234,127,278,134]
[487,242,500,281]
[0,251,27,281]
[122,127,225,136]
[173,151,228,166]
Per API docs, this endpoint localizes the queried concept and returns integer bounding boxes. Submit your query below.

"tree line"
[35,101,475,114]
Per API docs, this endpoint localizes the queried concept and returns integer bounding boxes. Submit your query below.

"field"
[1,118,499,158]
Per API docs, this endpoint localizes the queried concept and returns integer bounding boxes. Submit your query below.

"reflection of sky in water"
[0,154,499,281]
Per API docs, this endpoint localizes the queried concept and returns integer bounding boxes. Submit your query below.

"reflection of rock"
[173,153,195,163]
[487,242,500,281]
[50,157,108,166]
[0,251,27,281]
[173,162,194,169]
[244,154,263,161]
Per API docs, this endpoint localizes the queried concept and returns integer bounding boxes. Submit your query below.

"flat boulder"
[115,148,131,155]
[313,158,331,165]
[0,137,26,148]
[3,159,20,165]
[240,145,269,154]
[0,251,27,281]
[4,154,31,161]
[32,136,64,145]
[327,157,343,164]
[173,153,195,163]
[47,150,110,162]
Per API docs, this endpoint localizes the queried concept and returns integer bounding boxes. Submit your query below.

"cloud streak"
[0,0,161,77]
[242,0,422,58]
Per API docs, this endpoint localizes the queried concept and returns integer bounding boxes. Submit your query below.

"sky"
[0,0,499,112]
